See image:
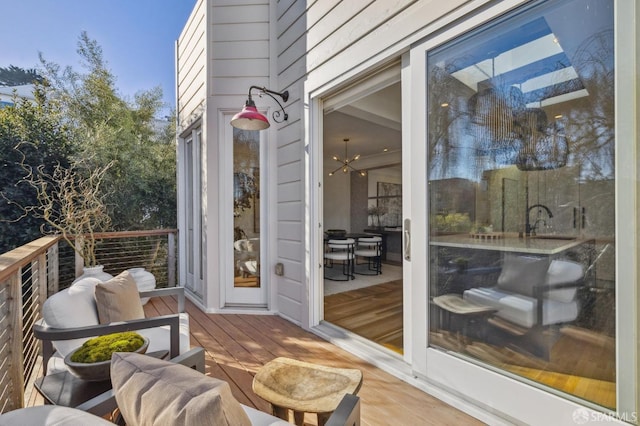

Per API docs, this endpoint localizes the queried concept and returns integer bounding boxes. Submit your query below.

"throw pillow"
[94,271,144,324]
[41,277,102,357]
[497,254,550,297]
[111,352,251,426]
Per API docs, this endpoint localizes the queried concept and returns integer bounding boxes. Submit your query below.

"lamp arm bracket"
[248,86,289,123]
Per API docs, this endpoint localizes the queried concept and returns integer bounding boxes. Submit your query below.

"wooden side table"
[253,357,363,426]
[433,293,496,339]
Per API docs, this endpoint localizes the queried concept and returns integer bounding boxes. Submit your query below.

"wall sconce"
[230,86,289,130]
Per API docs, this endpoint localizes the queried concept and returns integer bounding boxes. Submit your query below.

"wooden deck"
[171,297,483,425]
[26,293,484,425]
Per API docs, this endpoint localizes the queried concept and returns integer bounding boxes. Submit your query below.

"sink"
[530,235,576,240]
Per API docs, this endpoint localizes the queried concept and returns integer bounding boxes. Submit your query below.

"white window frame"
[220,110,269,308]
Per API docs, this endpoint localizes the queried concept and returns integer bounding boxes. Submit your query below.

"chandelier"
[328,138,366,176]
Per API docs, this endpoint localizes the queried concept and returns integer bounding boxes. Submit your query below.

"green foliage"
[432,212,472,233]
[38,31,177,231]
[0,32,177,256]
[0,86,75,253]
[70,331,145,363]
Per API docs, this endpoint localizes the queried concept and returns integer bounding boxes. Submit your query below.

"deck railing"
[0,229,177,412]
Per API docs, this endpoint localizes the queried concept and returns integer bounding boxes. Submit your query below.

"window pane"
[233,128,260,288]
[427,0,615,409]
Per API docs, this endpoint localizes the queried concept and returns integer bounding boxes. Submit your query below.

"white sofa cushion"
[137,312,191,355]
[42,275,191,375]
[241,405,292,426]
[463,287,579,328]
[545,260,584,302]
[497,254,550,297]
[0,405,114,426]
[41,277,102,357]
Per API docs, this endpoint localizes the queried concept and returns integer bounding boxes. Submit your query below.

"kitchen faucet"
[525,204,553,236]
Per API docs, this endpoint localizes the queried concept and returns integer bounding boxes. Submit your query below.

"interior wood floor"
[26,294,483,426]
[324,280,404,353]
[325,280,616,410]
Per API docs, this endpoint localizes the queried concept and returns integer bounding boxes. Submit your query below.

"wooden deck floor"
[165,297,484,426]
[26,294,483,425]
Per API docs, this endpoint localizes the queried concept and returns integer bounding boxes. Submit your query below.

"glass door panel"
[225,124,266,307]
[233,128,261,289]
[426,0,615,409]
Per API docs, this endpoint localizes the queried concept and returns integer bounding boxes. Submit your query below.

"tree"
[38,32,177,231]
[13,157,113,267]
[1,32,177,255]
[0,86,74,253]
[0,65,43,86]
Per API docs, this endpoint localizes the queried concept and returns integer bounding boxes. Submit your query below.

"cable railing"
[0,229,177,412]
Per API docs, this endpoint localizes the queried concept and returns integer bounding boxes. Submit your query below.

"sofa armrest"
[325,394,360,426]
[34,314,182,374]
[532,279,583,326]
[139,286,185,313]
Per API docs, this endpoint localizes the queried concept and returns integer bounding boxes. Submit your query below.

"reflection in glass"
[233,128,260,288]
[427,0,615,410]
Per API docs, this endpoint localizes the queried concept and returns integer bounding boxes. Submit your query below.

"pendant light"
[328,138,366,177]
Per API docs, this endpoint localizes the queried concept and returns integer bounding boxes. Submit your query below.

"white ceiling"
[323,82,402,165]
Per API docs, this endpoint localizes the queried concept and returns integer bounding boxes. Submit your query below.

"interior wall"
[323,170,351,231]
[350,173,368,233]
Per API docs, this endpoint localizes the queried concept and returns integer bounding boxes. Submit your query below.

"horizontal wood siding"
[273,0,307,323]
[208,1,270,100]
[305,0,471,90]
[177,0,207,129]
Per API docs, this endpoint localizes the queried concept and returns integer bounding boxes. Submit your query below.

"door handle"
[403,218,411,261]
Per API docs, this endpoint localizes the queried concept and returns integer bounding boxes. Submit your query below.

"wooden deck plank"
[25,294,483,426]
[176,304,483,426]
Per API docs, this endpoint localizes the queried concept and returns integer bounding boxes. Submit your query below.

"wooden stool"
[252,357,363,426]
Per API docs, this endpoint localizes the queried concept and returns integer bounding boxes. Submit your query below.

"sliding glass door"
[411,0,633,419]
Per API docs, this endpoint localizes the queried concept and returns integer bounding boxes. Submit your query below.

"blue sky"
[1,0,196,117]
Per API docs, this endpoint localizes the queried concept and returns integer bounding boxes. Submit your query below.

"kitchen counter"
[430,234,589,255]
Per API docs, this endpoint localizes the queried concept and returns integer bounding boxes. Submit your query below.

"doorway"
[321,65,405,354]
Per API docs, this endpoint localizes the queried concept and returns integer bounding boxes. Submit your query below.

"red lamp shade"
[230,103,270,130]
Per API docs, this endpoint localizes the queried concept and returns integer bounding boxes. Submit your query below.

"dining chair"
[354,236,383,275]
[324,238,356,281]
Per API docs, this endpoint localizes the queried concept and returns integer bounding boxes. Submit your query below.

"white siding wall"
[179,0,273,311]
[274,0,307,323]
[304,0,470,91]
[177,0,206,129]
